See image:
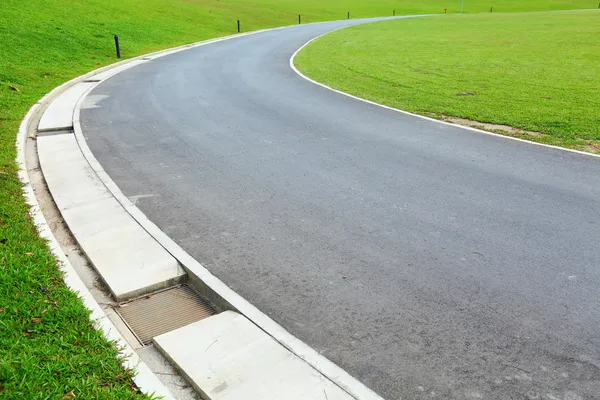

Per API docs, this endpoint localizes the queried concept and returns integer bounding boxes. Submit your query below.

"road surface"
[81,17,600,399]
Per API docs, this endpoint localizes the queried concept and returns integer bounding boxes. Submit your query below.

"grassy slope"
[0,0,596,397]
[295,10,600,151]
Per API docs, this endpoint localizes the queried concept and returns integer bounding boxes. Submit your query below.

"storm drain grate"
[115,284,217,345]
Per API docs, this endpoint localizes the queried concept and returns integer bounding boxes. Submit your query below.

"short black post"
[298,14,301,24]
[347,11,350,19]
[490,6,493,12]
[114,34,121,58]
[237,20,240,33]
[393,9,396,16]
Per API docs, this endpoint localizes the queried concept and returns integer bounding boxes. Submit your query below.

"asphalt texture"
[81,17,600,400]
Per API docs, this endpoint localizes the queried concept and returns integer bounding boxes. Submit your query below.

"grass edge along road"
[295,10,600,153]
[0,0,597,397]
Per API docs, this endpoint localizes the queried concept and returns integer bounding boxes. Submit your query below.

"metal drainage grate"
[115,284,217,345]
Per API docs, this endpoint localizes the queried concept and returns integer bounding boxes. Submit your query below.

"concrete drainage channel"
[19,25,386,400]
[115,284,217,346]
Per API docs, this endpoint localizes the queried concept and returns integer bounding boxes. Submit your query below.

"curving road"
[81,18,600,400]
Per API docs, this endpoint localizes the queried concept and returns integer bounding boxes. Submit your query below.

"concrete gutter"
[16,79,174,400]
[19,21,389,400]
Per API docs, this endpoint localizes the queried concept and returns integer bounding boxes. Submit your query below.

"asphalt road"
[81,17,600,400]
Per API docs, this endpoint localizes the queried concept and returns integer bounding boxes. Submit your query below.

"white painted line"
[16,93,174,399]
[154,311,353,400]
[38,82,96,131]
[289,26,600,160]
[37,134,185,301]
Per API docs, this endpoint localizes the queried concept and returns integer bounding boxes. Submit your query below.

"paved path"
[81,17,600,400]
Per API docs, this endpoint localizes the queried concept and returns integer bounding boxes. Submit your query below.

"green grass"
[0,0,597,398]
[0,183,146,396]
[295,10,600,151]
[0,239,147,398]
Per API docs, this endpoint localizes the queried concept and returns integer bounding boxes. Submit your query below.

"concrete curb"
[21,19,391,400]
[71,23,386,400]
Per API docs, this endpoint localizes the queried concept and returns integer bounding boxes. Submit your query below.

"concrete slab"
[38,134,185,300]
[153,311,354,400]
[38,83,95,132]
[37,135,111,210]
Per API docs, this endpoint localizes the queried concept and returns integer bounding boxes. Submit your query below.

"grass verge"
[0,220,148,398]
[295,10,600,152]
[0,0,597,397]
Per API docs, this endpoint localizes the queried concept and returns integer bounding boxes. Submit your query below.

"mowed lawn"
[0,0,597,398]
[295,10,600,151]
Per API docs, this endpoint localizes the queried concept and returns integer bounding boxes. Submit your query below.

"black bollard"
[114,35,120,58]
[347,11,350,19]
[298,14,301,24]
[237,20,240,33]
